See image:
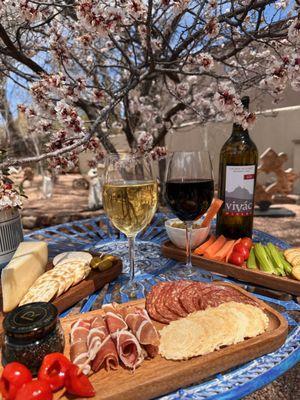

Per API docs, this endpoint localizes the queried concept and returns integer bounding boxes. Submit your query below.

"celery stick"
[264,245,280,275]
[254,244,276,274]
[267,243,286,276]
[247,248,257,269]
[278,251,292,275]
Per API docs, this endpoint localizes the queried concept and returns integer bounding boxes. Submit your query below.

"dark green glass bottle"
[216,96,258,239]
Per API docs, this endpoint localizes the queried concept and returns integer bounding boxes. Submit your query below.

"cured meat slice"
[70,319,91,375]
[145,284,166,323]
[111,330,144,370]
[104,304,145,369]
[87,316,119,372]
[123,306,160,358]
[146,282,173,324]
[179,282,208,314]
[201,286,258,309]
[103,303,128,333]
[153,282,180,323]
[164,281,191,318]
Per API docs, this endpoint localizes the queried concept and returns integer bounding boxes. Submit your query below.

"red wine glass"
[165,151,214,277]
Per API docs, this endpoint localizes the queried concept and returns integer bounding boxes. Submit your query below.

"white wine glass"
[102,153,158,298]
[165,151,214,277]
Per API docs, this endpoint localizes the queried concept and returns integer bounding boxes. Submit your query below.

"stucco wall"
[166,107,300,193]
[79,106,300,193]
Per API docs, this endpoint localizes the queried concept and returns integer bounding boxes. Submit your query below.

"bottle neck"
[231,123,249,139]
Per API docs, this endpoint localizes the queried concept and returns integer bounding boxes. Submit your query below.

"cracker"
[159,319,207,360]
[53,251,92,266]
[19,280,59,305]
[52,265,75,292]
[47,270,69,296]
[217,302,268,339]
[54,260,90,288]
[159,301,269,361]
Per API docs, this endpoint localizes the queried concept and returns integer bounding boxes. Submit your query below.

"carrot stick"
[204,235,227,259]
[194,236,216,255]
[225,239,241,263]
[201,198,223,228]
[214,240,235,261]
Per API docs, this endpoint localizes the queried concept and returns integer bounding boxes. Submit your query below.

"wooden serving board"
[0,257,122,325]
[46,282,286,400]
[162,241,300,296]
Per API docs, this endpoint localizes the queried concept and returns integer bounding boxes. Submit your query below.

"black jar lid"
[3,302,58,342]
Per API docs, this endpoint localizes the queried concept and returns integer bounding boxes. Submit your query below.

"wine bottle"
[216,96,258,239]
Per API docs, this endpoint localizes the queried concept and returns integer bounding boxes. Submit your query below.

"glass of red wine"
[165,151,214,277]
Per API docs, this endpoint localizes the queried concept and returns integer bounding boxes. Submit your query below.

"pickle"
[90,255,117,271]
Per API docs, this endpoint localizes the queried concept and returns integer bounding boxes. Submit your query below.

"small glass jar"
[2,302,65,375]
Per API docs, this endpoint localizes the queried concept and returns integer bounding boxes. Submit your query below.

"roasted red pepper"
[15,380,52,400]
[38,353,72,392]
[65,364,95,398]
[0,362,32,400]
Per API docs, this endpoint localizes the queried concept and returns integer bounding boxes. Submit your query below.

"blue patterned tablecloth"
[26,213,300,400]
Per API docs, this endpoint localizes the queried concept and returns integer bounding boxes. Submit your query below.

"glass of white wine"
[102,153,158,298]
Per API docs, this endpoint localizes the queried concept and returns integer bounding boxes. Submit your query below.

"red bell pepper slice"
[15,380,52,400]
[65,364,95,398]
[0,362,32,400]
[38,353,71,392]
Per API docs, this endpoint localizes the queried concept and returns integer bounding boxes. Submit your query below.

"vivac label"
[225,165,256,216]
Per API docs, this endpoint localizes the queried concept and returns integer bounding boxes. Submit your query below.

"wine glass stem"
[185,221,193,269]
[128,235,136,282]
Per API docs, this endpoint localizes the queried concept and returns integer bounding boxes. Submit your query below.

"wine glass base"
[176,263,213,282]
[120,280,145,300]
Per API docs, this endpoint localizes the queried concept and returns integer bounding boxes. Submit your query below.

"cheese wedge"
[1,241,48,312]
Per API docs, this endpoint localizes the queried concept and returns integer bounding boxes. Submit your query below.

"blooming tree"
[0,0,299,172]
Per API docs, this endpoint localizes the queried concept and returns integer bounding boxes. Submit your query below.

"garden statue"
[41,170,54,199]
[255,148,299,210]
[87,168,102,210]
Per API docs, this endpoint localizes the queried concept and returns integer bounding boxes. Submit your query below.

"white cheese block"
[1,241,48,312]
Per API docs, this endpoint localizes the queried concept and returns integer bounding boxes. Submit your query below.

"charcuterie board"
[13,282,285,400]
[0,257,122,326]
[162,241,300,296]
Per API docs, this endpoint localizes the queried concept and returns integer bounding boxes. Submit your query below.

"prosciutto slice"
[104,304,144,369]
[123,307,160,358]
[103,303,127,333]
[87,315,119,372]
[70,319,91,375]
[111,330,144,370]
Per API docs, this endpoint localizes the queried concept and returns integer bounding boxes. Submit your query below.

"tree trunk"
[0,84,25,155]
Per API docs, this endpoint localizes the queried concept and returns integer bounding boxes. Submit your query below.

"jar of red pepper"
[2,302,65,375]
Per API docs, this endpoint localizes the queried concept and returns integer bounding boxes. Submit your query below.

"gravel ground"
[244,204,300,400]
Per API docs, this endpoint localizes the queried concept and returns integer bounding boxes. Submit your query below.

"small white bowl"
[165,218,211,250]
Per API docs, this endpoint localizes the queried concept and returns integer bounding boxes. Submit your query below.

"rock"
[72,177,89,190]
[22,216,37,229]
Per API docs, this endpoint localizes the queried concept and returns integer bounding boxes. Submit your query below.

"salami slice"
[154,282,180,323]
[164,281,191,317]
[201,285,257,309]
[145,286,156,320]
[179,282,206,314]
[146,283,170,324]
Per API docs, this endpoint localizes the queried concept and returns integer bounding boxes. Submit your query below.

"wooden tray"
[43,282,286,400]
[162,241,300,296]
[0,257,122,325]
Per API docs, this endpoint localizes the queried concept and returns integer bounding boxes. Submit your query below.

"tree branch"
[0,23,45,75]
